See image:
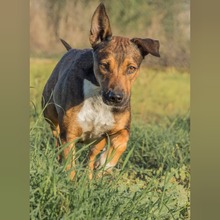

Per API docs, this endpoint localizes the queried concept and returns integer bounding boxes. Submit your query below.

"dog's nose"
[107,91,123,104]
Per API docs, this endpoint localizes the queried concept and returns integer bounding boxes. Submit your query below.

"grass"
[30,58,190,219]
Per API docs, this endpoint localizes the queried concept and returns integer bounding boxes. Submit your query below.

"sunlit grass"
[30,58,190,219]
[132,67,190,123]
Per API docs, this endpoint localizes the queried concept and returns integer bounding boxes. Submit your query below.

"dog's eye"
[127,66,137,74]
[99,63,109,71]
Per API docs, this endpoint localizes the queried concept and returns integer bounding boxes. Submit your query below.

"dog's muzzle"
[102,90,125,106]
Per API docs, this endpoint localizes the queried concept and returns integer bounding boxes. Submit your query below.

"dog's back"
[42,48,93,106]
[42,47,101,128]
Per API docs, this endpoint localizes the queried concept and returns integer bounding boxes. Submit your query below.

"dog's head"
[90,3,160,108]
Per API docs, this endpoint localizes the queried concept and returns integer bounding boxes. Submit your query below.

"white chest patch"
[77,79,115,141]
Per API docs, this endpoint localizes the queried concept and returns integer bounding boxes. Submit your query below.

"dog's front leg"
[95,129,129,174]
[88,138,106,179]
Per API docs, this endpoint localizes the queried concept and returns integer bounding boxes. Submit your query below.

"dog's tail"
[60,38,72,51]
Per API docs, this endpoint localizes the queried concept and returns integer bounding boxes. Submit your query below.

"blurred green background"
[30,0,190,70]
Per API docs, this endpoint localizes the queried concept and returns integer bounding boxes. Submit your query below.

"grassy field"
[30,58,190,219]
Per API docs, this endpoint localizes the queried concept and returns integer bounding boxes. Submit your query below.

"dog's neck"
[83,79,101,98]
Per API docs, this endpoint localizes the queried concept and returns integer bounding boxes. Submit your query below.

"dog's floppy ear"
[131,38,160,58]
[89,3,112,47]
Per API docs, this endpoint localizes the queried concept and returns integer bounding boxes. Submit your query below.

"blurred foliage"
[30,0,190,69]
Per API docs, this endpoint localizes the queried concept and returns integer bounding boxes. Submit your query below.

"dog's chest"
[77,80,115,141]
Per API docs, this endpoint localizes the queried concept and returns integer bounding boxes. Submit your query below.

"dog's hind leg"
[42,101,62,161]
[51,124,61,161]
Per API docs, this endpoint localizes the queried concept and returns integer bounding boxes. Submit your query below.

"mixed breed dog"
[42,3,160,180]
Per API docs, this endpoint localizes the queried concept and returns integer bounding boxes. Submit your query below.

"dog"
[42,3,160,180]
